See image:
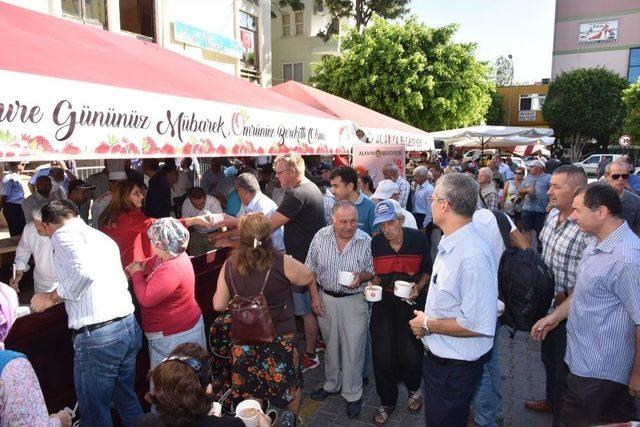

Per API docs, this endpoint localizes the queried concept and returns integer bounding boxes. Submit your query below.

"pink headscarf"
[0,282,18,350]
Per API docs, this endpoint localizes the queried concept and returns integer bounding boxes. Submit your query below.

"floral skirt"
[230,332,303,408]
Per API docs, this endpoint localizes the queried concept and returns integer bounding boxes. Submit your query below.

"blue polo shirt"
[1,172,25,204]
[354,191,377,236]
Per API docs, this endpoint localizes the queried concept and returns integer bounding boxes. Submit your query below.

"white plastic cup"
[337,271,356,287]
[497,300,505,317]
[235,399,262,427]
[365,285,382,302]
[209,402,222,417]
[394,281,414,298]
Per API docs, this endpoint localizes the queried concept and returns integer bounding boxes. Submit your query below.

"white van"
[573,154,621,176]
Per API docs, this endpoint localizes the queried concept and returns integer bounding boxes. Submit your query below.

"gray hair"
[385,163,399,178]
[604,159,631,174]
[413,166,429,179]
[235,172,261,195]
[478,167,493,178]
[31,200,50,222]
[331,200,358,218]
[435,173,478,218]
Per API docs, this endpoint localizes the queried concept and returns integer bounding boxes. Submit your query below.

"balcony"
[241,67,261,85]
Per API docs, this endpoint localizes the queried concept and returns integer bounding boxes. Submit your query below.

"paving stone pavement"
[297,327,553,427]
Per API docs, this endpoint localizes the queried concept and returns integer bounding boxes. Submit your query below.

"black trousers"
[559,372,636,427]
[414,213,426,230]
[422,350,489,427]
[370,292,424,407]
[2,202,25,237]
[540,320,568,424]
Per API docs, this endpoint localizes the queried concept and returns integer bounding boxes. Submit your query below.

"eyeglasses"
[514,172,524,175]
[610,173,629,180]
[274,169,291,176]
[428,196,446,203]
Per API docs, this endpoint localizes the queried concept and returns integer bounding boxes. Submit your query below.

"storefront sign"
[578,20,618,46]
[352,144,406,184]
[174,21,244,59]
[363,127,434,152]
[0,70,357,160]
[518,111,537,122]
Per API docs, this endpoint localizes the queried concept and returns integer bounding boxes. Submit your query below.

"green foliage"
[542,68,628,160]
[492,55,513,87]
[485,91,505,125]
[309,17,493,131]
[623,81,640,144]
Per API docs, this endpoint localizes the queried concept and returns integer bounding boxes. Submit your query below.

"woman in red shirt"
[128,217,206,370]
[99,180,210,267]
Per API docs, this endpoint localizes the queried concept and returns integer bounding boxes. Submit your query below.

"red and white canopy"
[270,81,434,152]
[0,3,359,160]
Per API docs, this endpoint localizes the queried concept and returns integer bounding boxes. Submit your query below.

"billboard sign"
[578,20,619,46]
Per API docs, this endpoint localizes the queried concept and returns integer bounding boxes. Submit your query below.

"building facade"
[552,0,640,83]
[271,0,349,85]
[4,0,272,86]
[496,83,549,127]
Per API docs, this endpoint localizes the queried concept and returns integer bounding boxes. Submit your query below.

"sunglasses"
[610,173,629,180]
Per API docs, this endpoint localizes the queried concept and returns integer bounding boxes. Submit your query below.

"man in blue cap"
[368,200,431,423]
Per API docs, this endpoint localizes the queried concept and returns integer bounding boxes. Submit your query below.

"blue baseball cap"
[373,200,400,226]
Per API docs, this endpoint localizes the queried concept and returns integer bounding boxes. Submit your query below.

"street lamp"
[507,54,514,126]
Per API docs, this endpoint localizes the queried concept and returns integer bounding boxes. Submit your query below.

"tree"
[485,91,505,125]
[275,0,410,40]
[492,55,513,87]
[542,68,628,161]
[623,81,640,145]
[309,17,493,131]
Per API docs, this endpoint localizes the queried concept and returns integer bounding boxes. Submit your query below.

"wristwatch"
[422,315,432,335]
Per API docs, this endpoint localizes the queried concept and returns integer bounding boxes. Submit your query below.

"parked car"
[573,154,622,176]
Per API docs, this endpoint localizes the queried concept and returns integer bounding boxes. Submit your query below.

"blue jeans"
[147,315,206,370]
[473,324,502,427]
[73,314,143,427]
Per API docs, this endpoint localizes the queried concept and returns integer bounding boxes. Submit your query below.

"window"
[119,0,155,40]
[61,0,107,26]
[295,11,304,35]
[240,11,259,70]
[283,63,304,82]
[282,13,290,37]
[583,156,599,164]
[629,48,640,83]
[519,94,545,111]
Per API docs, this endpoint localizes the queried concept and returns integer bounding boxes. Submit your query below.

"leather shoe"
[346,399,362,419]
[524,400,551,412]
[310,388,337,401]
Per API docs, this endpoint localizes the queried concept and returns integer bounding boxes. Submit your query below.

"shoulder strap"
[491,210,512,249]
[258,269,272,295]
[479,191,487,208]
[227,264,271,297]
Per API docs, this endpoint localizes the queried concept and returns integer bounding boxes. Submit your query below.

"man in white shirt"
[371,180,418,229]
[10,202,58,294]
[181,186,223,255]
[211,173,285,252]
[412,166,434,229]
[409,173,497,427]
[30,200,143,427]
[382,163,410,208]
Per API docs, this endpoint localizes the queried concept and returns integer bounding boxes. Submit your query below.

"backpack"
[491,211,555,336]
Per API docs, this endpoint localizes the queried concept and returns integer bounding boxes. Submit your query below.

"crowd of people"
[0,150,638,427]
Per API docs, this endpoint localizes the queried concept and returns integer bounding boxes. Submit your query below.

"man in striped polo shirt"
[532,183,640,426]
[305,200,375,419]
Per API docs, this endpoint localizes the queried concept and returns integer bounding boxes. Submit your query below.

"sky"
[409,0,556,83]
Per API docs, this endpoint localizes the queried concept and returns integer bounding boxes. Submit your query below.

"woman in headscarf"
[213,213,314,414]
[0,283,71,426]
[100,179,211,267]
[128,218,206,370]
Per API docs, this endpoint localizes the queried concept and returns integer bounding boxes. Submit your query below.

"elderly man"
[22,175,60,222]
[30,200,142,426]
[520,160,552,246]
[532,183,640,426]
[10,202,58,294]
[410,173,497,427]
[211,173,285,252]
[478,167,500,211]
[382,163,410,208]
[306,200,374,419]
[181,186,223,255]
[371,180,418,229]
[270,153,325,372]
[369,200,431,423]
[604,159,640,234]
[412,166,434,230]
[330,166,376,235]
[525,165,589,422]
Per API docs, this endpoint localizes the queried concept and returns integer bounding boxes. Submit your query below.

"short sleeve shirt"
[277,179,326,262]
[522,173,552,213]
